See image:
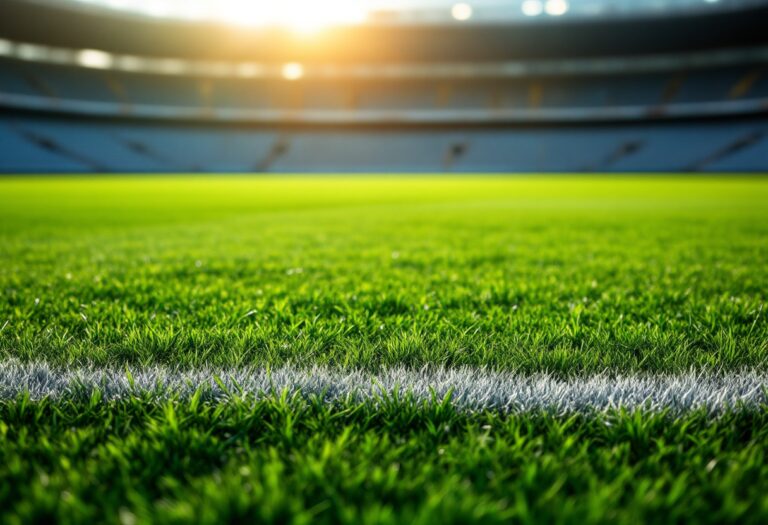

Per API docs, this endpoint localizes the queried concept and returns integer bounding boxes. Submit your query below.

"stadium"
[0,0,767,523]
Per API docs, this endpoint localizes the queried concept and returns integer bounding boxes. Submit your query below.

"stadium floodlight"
[14,43,50,61]
[451,3,473,21]
[521,0,544,16]
[76,49,114,69]
[282,62,305,81]
[545,0,569,16]
[0,39,13,56]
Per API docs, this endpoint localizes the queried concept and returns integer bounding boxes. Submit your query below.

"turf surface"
[1,176,767,372]
[1,175,767,523]
[3,397,768,524]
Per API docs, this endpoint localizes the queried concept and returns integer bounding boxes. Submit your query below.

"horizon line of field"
[1,362,766,414]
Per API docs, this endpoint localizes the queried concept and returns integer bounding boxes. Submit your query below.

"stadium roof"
[2,0,768,62]
[16,0,768,27]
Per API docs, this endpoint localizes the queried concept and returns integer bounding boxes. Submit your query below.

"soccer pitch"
[1,175,767,523]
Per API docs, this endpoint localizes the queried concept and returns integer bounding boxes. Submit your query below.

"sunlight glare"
[216,0,367,32]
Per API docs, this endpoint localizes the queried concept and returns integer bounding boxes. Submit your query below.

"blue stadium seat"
[0,119,90,172]
[2,112,765,173]
[272,131,447,172]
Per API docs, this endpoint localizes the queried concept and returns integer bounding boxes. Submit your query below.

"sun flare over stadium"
[97,0,371,31]
[67,0,376,31]
[0,0,767,523]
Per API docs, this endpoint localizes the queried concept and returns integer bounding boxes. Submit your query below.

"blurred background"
[0,0,766,173]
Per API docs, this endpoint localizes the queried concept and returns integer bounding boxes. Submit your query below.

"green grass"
[1,176,766,373]
[2,395,768,524]
[1,175,768,523]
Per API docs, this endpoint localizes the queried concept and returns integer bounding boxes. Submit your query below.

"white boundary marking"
[1,361,766,413]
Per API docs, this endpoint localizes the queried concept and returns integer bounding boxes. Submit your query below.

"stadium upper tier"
[1,48,767,124]
[1,0,768,62]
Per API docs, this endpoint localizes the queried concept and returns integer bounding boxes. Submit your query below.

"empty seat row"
[1,113,765,173]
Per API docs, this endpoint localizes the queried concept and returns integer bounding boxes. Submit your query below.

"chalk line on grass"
[0,361,766,414]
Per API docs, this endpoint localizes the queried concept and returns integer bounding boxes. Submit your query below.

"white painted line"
[1,361,766,414]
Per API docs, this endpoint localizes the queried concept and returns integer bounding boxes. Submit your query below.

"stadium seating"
[1,58,766,115]
[2,112,765,173]
[0,0,766,174]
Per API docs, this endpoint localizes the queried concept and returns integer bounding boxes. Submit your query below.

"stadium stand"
[2,113,766,173]
[0,0,767,172]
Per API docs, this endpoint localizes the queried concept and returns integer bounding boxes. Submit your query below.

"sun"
[215,0,368,33]
[85,0,370,34]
